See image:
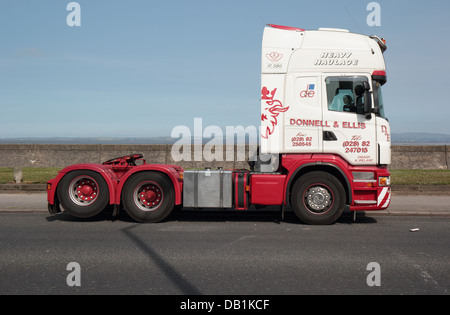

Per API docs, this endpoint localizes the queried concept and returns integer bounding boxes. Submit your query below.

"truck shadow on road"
[46,207,378,225]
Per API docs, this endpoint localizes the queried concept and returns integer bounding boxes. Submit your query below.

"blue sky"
[0,0,449,138]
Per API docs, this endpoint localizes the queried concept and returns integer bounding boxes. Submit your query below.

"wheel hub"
[305,186,332,213]
[81,185,93,197]
[144,190,157,202]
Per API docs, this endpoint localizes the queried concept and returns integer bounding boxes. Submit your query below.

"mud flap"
[233,171,250,210]
[48,201,61,214]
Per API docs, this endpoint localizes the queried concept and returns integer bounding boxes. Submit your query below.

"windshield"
[373,80,386,119]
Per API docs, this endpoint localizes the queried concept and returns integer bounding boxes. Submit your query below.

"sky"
[0,0,449,138]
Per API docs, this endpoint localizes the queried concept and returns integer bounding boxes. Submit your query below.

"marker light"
[372,70,386,77]
[267,24,305,32]
[379,177,390,187]
[372,70,387,85]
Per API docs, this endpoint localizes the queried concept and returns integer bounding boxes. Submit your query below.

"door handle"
[323,131,338,141]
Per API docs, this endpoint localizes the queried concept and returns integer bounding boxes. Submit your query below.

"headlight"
[379,176,390,186]
[352,172,375,181]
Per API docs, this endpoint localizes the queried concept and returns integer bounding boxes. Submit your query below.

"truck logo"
[261,87,290,139]
[266,51,283,62]
[300,84,316,98]
[381,125,390,141]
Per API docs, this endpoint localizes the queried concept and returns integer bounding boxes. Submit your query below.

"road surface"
[0,211,448,295]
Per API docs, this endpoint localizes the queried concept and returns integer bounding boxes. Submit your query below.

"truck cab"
[257,25,391,224]
[261,25,390,165]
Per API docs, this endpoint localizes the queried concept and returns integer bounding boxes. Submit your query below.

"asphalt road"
[0,210,448,295]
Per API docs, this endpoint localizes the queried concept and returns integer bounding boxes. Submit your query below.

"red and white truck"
[47,24,391,225]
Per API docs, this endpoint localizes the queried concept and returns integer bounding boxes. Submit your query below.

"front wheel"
[291,172,346,225]
[122,172,175,223]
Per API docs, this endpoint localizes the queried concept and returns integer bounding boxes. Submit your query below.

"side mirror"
[363,81,373,119]
[363,81,370,91]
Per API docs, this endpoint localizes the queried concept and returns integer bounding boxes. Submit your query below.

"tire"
[122,172,175,223]
[57,170,109,218]
[291,171,346,225]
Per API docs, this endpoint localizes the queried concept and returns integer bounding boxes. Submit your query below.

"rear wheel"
[291,171,346,225]
[57,170,109,218]
[122,172,175,223]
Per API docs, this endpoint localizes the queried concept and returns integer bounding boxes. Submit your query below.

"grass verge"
[0,168,61,184]
[389,169,450,186]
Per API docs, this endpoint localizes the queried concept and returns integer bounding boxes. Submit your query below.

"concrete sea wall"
[0,144,449,170]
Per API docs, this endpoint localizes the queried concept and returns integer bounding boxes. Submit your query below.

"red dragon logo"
[261,87,289,139]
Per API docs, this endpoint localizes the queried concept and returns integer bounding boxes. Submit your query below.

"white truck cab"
[261,24,390,166]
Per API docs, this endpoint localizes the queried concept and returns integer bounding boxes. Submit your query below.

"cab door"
[321,74,377,165]
[283,73,323,153]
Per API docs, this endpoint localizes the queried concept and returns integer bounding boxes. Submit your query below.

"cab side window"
[326,77,368,115]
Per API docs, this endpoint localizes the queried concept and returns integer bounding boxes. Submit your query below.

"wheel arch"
[48,164,118,206]
[286,163,352,206]
[116,165,183,206]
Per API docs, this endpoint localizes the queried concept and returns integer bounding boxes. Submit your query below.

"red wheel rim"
[133,181,164,212]
[68,176,99,206]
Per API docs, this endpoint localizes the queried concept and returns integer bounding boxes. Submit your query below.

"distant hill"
[391,133,450,145]
[0,133,449,145]
[0,137,177,145]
